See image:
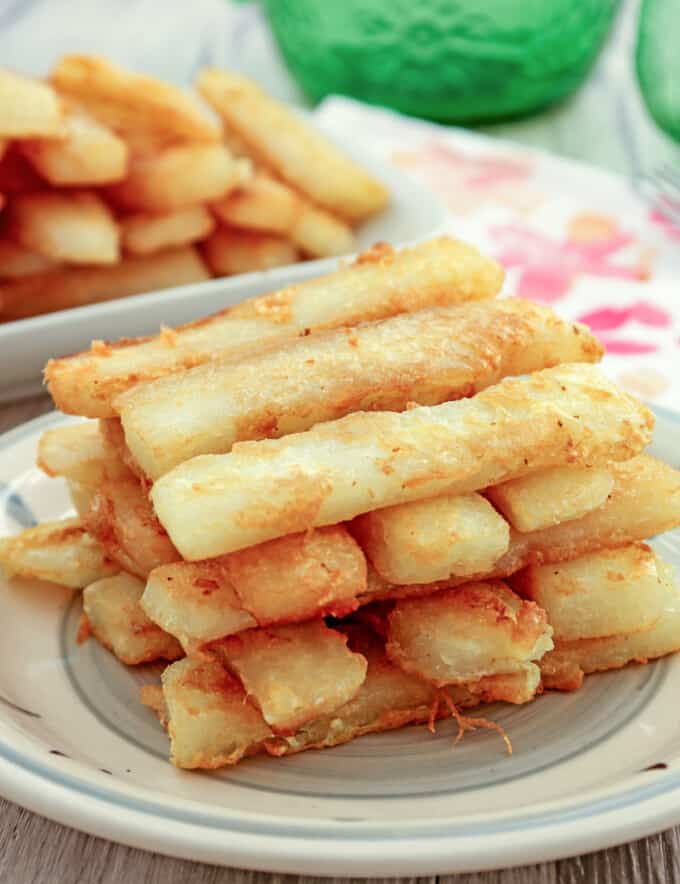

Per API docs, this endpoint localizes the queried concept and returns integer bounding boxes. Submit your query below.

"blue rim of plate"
[0,405,679,848]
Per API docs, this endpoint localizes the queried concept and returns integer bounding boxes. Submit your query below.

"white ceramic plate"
[0,407,679,876]
[0,130,447,404]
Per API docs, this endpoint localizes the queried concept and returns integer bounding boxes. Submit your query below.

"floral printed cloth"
[317,98,680,411]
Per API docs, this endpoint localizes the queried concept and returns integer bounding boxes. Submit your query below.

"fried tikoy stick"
[117,298,602,480]
[0,70,64,138]
[540,559,680,691]
[151,365,653,561]
[0,239,59,278]
[288,200,355,258]
[46,238,503,418]
[212,172,355,259]
[363,455,680,603]
[197,68,388,222]
[145,626,529,769]
[211,172,300,235]
[141,526,365,652]
[121,206,215,255]
[84,478,179,579]
[486,465,614,533]
[20,108,128,185]
[0,518,116,588]
[139,455,680,651]
[0,246,210,322]
[82,573,183,665]
[108,145,248,213]
[512,544,668,641]
[353,464,619,586]
[38,421,132,484]
[385,582,552,686]
[50,55,220,145]
[9,191,120,265]
[142,561,256,654]
[210,621,368,733]
[351,492,510,585]
[201,228,299,276]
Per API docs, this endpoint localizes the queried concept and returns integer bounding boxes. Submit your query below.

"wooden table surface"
[2,391,680,884]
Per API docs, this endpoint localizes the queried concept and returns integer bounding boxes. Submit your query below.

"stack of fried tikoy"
[0,56,389,322]
[2,237,680,771]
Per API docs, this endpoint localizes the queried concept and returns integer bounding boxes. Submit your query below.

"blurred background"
[0,0,677,175]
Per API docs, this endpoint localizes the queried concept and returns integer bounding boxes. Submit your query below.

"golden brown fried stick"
[151,364,653,560]
[512,543,667,641]
[385,581,552,685]
[540,559,680,690]
[136,455,680,652]
[351,491,510,585]
[486,465,614,533]
[45,237,503,418]
[116,297,602,480]
[149,626,534,769]
[0,70,64,138]
[83,573,183,664]
[197,68,388,221]
[0,518,116,588]
[51,54,219,144]
[0,247,210,322]
[38,421,132,484]
[142,526,366,653]
[84,478,179,578]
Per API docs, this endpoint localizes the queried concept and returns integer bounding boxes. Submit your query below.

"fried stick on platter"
[44,237,504,418]
[364,455,680,603]
[142,525,366,654]
[136,455,680,653]
[351,491,510,586]
[37,421,132,485]
[0,246,210,323]
[197,68,388,222]
[150,364,653,560]
[383,581,553,685]
[144,625,534,769]
[511,543,668,642]
[0,70,64,138]
[540,559,680,690]
[200,227,299,276]
[352,464,616,585]
[484,465,614,533]
[50,54,220,145]
[82,573,183,665]
[211,171,356,258]
[19,107,128,185]
[0,519,116,589]
[116,297,603,480]
[84,478,180,579]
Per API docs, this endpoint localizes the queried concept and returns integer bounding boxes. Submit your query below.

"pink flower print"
[598,338,658,354]
[391,140,539,215]
[491,214,651,303]
[579,302,671,332]
[577,301,670,357]
[649,209,680,241]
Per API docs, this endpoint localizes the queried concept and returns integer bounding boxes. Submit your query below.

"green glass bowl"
[636,0,680,143]
[263,0,620,123]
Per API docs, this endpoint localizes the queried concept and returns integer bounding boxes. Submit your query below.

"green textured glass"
[636,0,680,143]
[263,0,620,123]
